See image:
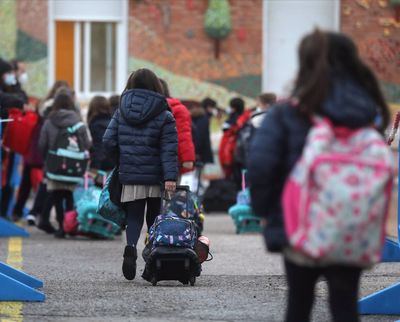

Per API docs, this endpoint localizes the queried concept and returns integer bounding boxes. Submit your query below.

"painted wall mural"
[0,0,398,106]
[129,0,262,105]
[0,0,48,98]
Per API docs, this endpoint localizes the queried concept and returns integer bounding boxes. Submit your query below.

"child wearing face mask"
[9,59,28,103]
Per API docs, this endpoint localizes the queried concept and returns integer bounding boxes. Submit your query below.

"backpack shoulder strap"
[68,122,85,133]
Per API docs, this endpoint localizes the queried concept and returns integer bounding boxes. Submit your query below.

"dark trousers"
[284,259,362,322]
[41,190,73,229]
[13,165,36,217]
[30,182,47,216]
[124,198,161,246]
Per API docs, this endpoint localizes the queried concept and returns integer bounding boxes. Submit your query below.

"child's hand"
[165,181,176,192]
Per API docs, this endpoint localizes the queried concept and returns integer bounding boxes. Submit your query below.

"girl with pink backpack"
[248,30,393,322]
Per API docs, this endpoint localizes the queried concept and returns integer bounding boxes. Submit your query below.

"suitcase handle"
[161,185,192,214]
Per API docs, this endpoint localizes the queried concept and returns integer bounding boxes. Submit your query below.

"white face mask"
[18,72,28,85]
[3,73,17,86]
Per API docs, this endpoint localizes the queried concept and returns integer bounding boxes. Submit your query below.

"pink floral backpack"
[282,118,394,265]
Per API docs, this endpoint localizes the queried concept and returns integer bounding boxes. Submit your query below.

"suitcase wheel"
[151,277,157,286]
[189,276,195,286]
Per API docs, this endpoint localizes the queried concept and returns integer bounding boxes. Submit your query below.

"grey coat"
[39,109,91,159]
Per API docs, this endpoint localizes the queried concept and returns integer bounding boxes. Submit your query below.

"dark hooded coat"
[248,79,379,251]
[103,89,178,185]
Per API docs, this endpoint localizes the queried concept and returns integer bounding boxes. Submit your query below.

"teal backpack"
[97,168,126,228]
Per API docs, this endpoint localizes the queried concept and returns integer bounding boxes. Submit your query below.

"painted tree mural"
[204,0,232,59]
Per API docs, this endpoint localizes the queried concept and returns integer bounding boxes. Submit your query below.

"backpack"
[219,110,252,177]
[282,118,394,265]
[97,168,126,227]
[149,213,198,249]
[3,108,39,156]
[45,122,89,183]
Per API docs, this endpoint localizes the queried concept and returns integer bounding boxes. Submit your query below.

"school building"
[0,0,399,106]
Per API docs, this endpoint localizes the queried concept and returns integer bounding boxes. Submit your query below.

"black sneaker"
[122,245,137,280]
[54,229,66,239]
[37,222,56,234]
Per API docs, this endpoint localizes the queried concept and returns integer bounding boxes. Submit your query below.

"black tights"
[124,198,160,246]
[41,190,73,229]
[285,259,362,322]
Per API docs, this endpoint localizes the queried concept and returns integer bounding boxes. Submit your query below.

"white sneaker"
[26,214,36,226]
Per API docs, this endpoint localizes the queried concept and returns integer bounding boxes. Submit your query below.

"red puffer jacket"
[167,98,195,174]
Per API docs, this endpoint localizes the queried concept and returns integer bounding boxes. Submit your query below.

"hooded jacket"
[103,89,178,185]
[191,105,214,164]
[88,113,115,171]
[167,98,195,173]
[39,109,90,158]
[248,79,378,252]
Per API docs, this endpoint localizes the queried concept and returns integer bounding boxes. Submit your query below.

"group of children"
[1,28,395,321]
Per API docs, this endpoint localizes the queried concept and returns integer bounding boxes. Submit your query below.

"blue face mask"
[3,73,17,86]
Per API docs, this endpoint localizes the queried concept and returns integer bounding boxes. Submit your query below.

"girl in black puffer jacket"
[87,96,115,171]
[248,30,390,322]
[103,68,178,281]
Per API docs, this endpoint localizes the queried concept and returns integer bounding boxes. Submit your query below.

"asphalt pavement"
[1,214,399,322]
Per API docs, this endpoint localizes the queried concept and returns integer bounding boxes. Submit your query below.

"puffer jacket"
[248,78,379,252]
[191,105,214,164]
[103,89,178,185]
[167,98,195,174]
[88,113,115,171]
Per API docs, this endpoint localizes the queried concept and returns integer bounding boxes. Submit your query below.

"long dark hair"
[124,68,164,94]
[45,80,70,101]
[51,92,75,114]
[159,78,171,98]
[87,96,111,123]
[294,29,390,130]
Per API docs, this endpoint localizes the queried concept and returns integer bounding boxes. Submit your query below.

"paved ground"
[1,214,399,322]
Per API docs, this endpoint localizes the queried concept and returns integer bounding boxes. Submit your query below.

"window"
[77,22,117,94]
[50,0,128,97]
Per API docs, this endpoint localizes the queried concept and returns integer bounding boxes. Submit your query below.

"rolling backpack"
[149,213,198,249]
[149,187,198,250]
[282,118,394,265]
[45,122,89,183]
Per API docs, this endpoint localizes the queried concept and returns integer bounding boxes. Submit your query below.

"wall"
[341,0,400,103]
[129,0,262,106]
[262,0,339,96]
[0,0,48,97]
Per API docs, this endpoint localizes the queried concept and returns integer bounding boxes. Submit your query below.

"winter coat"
[167,98,195,173]
[103,89,178,185]
[191,105,214,164]
[248,78,378,252]
[39,109,91,159]
[88,113,115,171]
[25,117,44,167]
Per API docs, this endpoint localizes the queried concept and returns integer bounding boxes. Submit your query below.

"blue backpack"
[149,213,197,249]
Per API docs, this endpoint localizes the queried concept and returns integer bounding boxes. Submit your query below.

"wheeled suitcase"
[228,170,262,234]
[142,246,201,286]
[142,186,202,286]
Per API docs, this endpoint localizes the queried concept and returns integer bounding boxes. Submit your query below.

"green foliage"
[204,0,232,40]
[0,0,17,59]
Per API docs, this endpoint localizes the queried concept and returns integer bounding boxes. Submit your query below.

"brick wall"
[128,0,262,96]
[341,0,400,102]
